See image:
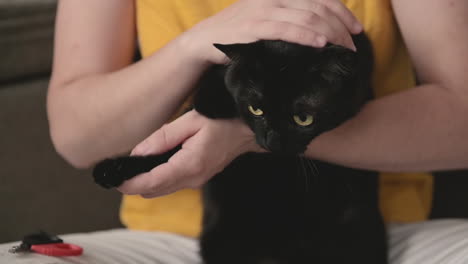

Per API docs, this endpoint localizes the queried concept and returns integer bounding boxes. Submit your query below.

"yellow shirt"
[121,0,433,237]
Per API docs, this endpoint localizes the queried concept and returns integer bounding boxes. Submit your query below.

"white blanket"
[1,219,468,264]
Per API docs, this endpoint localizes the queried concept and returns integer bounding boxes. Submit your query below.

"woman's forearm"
[48,36,210,168]
[306,83,468,172]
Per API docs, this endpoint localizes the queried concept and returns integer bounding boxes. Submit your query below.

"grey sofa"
[0,0,122,244]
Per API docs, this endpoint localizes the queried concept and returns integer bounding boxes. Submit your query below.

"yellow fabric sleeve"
[120,0,433,237]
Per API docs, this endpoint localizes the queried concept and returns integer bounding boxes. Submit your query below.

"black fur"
[93,146,180,188]
[93,33,387,264]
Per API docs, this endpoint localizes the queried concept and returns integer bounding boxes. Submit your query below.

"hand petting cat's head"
[215,40,360,154]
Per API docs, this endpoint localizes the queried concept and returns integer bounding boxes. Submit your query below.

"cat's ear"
[322,45,358,78]
[213,43,253,60]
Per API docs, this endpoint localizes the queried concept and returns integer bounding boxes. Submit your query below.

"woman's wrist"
[176,30,217,67]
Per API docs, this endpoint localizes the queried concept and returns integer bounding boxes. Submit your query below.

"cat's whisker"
[297,157,308,194]
[306,159,320,190]
[248,79,256,88]
[310,160,320,176]
[303,158,310,193]
[279,64,288,72]
[299,157,313,194]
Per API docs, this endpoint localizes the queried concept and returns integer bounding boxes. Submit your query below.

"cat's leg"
[200,233,280,264]
[193,65,238,119]
[92,145,181,189]
[200,208,290,264]
[356,216,388,264]
[200,182,272,264]
[200,237,245,264]
[313,167,387,264]
[329,207,388,264]
[201,235,305,264]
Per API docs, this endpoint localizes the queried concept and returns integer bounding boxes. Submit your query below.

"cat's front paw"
[93,156,156,189]
[93,157,133,189]
[92,146,182,189]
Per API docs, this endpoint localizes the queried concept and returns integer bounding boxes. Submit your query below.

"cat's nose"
[265,130,282,152]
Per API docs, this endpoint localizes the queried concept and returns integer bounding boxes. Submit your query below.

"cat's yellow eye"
[248,105,264,116]
[293,114,314,126]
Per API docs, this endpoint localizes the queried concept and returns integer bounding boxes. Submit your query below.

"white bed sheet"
[1,219,468,264]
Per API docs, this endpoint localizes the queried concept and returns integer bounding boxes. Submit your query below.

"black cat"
[93,33,388,264]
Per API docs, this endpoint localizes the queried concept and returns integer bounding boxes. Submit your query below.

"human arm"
[305,0,468,172]
[47,0,209,168]
[47,0,362,168]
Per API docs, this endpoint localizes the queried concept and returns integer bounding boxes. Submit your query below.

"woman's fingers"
[131,111,202,156]
[117,113,262,197]
[117,159,181,196]
[140,149,204,198]
[278,0,362,34]
[302,3,356,50]
[119,140,206,197]
[267,7,355,50]
[187,0,362,63]
[255,20,324,47]
[318,0,362,33]
[121,111,211,196]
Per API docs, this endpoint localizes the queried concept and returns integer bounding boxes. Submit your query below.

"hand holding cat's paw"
[117,110,262,198]
[93,153,178,189]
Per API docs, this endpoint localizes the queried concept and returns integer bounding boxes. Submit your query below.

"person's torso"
[120,0,433,237]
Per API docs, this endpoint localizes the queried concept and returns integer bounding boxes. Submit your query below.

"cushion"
[0,0,57,82]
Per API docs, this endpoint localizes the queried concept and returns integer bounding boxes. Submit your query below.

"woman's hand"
[117,111,262,198]
[182,0,363,64]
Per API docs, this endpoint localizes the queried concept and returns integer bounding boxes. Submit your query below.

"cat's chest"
[206,154,331,209]
[204,153,376,215]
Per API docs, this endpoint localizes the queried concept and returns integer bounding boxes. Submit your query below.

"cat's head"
[215,40,359,154]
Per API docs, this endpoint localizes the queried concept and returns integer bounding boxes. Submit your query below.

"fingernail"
[315,36,327,47]
[353,22,363,33]
[133,143,149,156]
